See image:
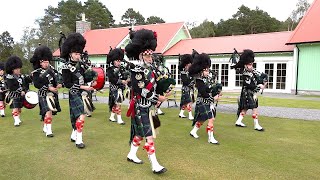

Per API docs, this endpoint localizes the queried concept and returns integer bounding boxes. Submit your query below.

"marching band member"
[106,48,127,125]
[61,33,96,149]
[0,62,6,117]
[125,29,167,174]
[188,52,219,144]
[178,54,194,120]
[5,56,26,127]
[30,45,62,137]
[232,49,265,131]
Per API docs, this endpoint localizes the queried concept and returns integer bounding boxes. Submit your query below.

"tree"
[121,8,145,26]
[288,0,311,30]
[189,20,216,38]
[146,16,165,24]
[214,5,282,36]
[56,0,84,32]
[83,0,115,29]
[0,31,14,61]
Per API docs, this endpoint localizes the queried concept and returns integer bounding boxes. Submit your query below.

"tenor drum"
[23,91,39,109]
[92,67,105,90]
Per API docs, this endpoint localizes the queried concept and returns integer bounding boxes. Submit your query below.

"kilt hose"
[10,96,23,109]
[192,103,213,126]
[180,86,192,109]
[69,92,85,129]
[129,106,153,144]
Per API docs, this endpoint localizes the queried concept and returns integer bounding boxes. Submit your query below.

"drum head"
[25,91,39,104]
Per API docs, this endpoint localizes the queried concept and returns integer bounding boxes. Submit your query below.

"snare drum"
[23,91,39,109]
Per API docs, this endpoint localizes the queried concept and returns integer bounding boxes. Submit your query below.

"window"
[211,64,219,82]
[177,69,182,84]
[170,64,177,84]
[265,63,274,89]
[276,63,286,89]
[221,64,229,87]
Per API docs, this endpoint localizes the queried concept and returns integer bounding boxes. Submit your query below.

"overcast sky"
[0,0,314,42]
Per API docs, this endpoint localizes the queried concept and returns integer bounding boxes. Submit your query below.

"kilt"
[38,94,61,116]
[180,86,192,108]
[0,92,5,101]
[10,96,23,109]
[130,106,152,143]
[192,103,213,125]
[69,92,85,121]
[109,88,123,111]
[238,89,258,110]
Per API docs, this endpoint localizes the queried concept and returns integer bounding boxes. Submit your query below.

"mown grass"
[0,101,320,179]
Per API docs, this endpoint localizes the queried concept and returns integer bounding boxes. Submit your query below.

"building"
[286,0,320,94]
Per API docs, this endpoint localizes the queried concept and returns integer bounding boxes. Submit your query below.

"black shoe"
[127,157,143,164]
[158,113,165,115]
[70,139,76,142]
[179,115,186,118]
[76,143,85,149]
[235,124,246,127]
[153,167,167,174]
[46,134,54,138]
[1,115,5,117]
[255,128,265,132]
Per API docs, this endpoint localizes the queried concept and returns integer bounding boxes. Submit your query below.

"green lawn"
[0,101,320,179]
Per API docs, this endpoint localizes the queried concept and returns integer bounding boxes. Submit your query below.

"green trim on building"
[297,43,320,91]
[163,27,189,52]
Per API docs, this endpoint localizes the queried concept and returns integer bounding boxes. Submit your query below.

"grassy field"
[0,101,320,179]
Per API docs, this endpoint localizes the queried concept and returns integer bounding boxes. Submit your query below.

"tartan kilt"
[0,92,5,101]
[38,94,61,116]
[69,92,85,120]
[193,103,213,124]
[109,89,123,110]
[130,106,153,143]
[238,89,258,110]
[10,96,23,109]
[180,86,192,108]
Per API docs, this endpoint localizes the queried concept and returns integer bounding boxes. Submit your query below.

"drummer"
[5,56,27,127]
[30,45,62,137]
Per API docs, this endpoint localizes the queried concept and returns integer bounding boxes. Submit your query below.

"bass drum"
[23,91,39,109]
[92,67,106,90]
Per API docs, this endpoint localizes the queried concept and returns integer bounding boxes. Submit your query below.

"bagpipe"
[208,69,222,98]
[152,54,176,96]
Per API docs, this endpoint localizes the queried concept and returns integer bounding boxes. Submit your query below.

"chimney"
[76,13,91,35]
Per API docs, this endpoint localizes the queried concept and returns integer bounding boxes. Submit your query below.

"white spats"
[117,115,125,125]
[109,112,116,122]
[13,115,21,127]
[70,129,77,142]
[0,109,5,117]
[127,143,143,164]
[190,125,200,139]
[235,113,246,127]
[148,153,167,174]
[46,124,53,137]
[179,110,186,118]
[43,124,47,133]
[188,111,194,120]
[254,119,264,131]
[207,131,219,144]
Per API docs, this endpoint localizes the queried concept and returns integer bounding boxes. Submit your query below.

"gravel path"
[59,94,320,121]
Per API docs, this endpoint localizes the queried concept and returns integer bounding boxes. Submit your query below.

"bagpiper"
[30,45,62,137]
[125,29,167,174]
[188,52,219,144]
[178,54,194,120]
[232,49,265,131]
[106,48,128,125]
